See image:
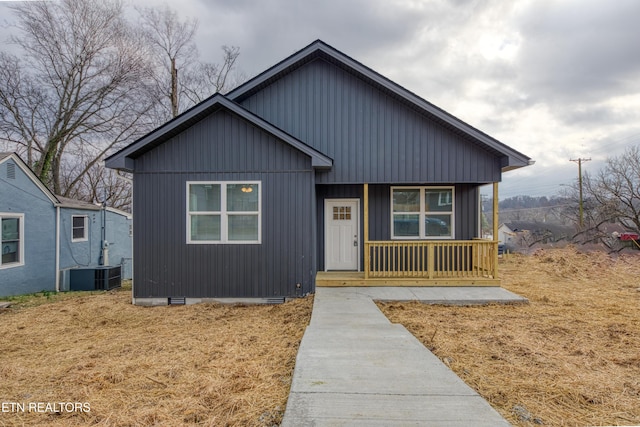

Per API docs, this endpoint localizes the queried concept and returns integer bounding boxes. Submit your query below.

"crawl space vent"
[267,297,285,305]
[168,297,186,305]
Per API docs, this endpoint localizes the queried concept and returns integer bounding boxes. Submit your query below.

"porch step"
[316,272,500,287]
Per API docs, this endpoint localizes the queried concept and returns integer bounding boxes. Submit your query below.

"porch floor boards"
[316,271,500,287]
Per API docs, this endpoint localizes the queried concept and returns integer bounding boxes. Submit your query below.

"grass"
[379,247,640,426]
[0,283,312,426]
[2,247,639,426]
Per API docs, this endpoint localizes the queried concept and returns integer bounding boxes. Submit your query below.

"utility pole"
[570,158,591,228]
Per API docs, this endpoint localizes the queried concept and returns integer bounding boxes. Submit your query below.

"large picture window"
[1,214,24,268]
[187,181,261,244]
[391,187,454,239]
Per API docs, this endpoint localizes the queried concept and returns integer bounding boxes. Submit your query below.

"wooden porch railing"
[364,240,497,280]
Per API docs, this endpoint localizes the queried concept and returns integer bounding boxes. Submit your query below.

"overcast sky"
[3,0,640,199]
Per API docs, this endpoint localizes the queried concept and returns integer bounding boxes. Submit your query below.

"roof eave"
[229,40,532,167]
[104,93,333,172]
[0,152,60,204]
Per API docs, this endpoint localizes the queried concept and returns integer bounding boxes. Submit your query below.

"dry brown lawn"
[2,247,639,426]
[0,286,312,426]
[379,247,640,426]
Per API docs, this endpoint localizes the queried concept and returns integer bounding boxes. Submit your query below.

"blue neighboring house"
[0,152,132,297]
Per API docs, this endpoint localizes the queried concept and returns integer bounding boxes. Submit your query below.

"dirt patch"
[0,285,312,426]
[379,247,640,426]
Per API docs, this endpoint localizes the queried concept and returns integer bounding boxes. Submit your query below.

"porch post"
[493,182,499,279]
[364,183,369,279]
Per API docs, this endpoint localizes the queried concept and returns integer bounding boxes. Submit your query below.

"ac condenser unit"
[69,266,122,291]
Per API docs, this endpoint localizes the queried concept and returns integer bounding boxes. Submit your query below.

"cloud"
[515,0,640,106]
[190,0,430,76]
[4,0,640,199]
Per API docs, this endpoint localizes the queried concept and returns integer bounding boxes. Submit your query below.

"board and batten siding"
[240,58,502,185]
[132,110,317,299]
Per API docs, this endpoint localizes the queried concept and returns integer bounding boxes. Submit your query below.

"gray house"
[0,152,132,297]
[106,40,531,305]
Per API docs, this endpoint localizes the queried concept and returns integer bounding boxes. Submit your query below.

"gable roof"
[0,152,59,204]
[105,94,333,172]
[1,152,125,213]
[228,40,532,172]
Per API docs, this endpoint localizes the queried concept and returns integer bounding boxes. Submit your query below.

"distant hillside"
[483,195,574,225]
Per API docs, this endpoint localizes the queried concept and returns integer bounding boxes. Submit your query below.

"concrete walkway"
[281,287,527,426]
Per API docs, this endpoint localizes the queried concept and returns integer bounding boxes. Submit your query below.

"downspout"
[99,202,108,266]
[55,205,60,292]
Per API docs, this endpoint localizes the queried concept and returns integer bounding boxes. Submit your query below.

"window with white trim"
[187,181,261,244]
[72,215,88,242]
[391,187,454,239]
[1,214,24,268]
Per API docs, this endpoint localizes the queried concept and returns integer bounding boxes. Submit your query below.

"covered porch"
[318,183,501,287]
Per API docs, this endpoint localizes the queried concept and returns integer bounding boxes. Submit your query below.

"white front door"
[325,199,359,271]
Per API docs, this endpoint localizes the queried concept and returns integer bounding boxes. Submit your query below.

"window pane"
[2,218,19,241]
[227,184,259,212]
[190,215,221,241]
[425,215,451,237]
[393,214,419,237]
[228,215,258,241]
[393,189,420,212]
[425,189,452,212]
[2,218,20,264]
[72,216,84,228]
[333,206,352,220]
[72,217,86,239]
[2,242,18,264]
[73,227,85,240]
[189,184,220,212]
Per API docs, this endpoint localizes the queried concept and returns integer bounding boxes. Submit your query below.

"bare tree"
[138,5,198,119]
[182,46,242,104]
[0,0,154,196]
[138,6,242,121]
[583,146,640,232]
[553,146,640,250]
[0,1,242,209]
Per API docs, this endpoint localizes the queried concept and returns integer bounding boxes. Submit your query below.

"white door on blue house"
[325,199,359,271]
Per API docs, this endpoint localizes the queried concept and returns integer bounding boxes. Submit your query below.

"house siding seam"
[240,58,502,184]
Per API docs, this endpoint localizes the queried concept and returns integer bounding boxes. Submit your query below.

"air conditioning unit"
[69,266,122,291]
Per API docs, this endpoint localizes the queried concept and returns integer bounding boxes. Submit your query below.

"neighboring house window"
[1,214,24,268]
[72,215,88,242]
[187,181,261,244]
[391,187,454,239]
